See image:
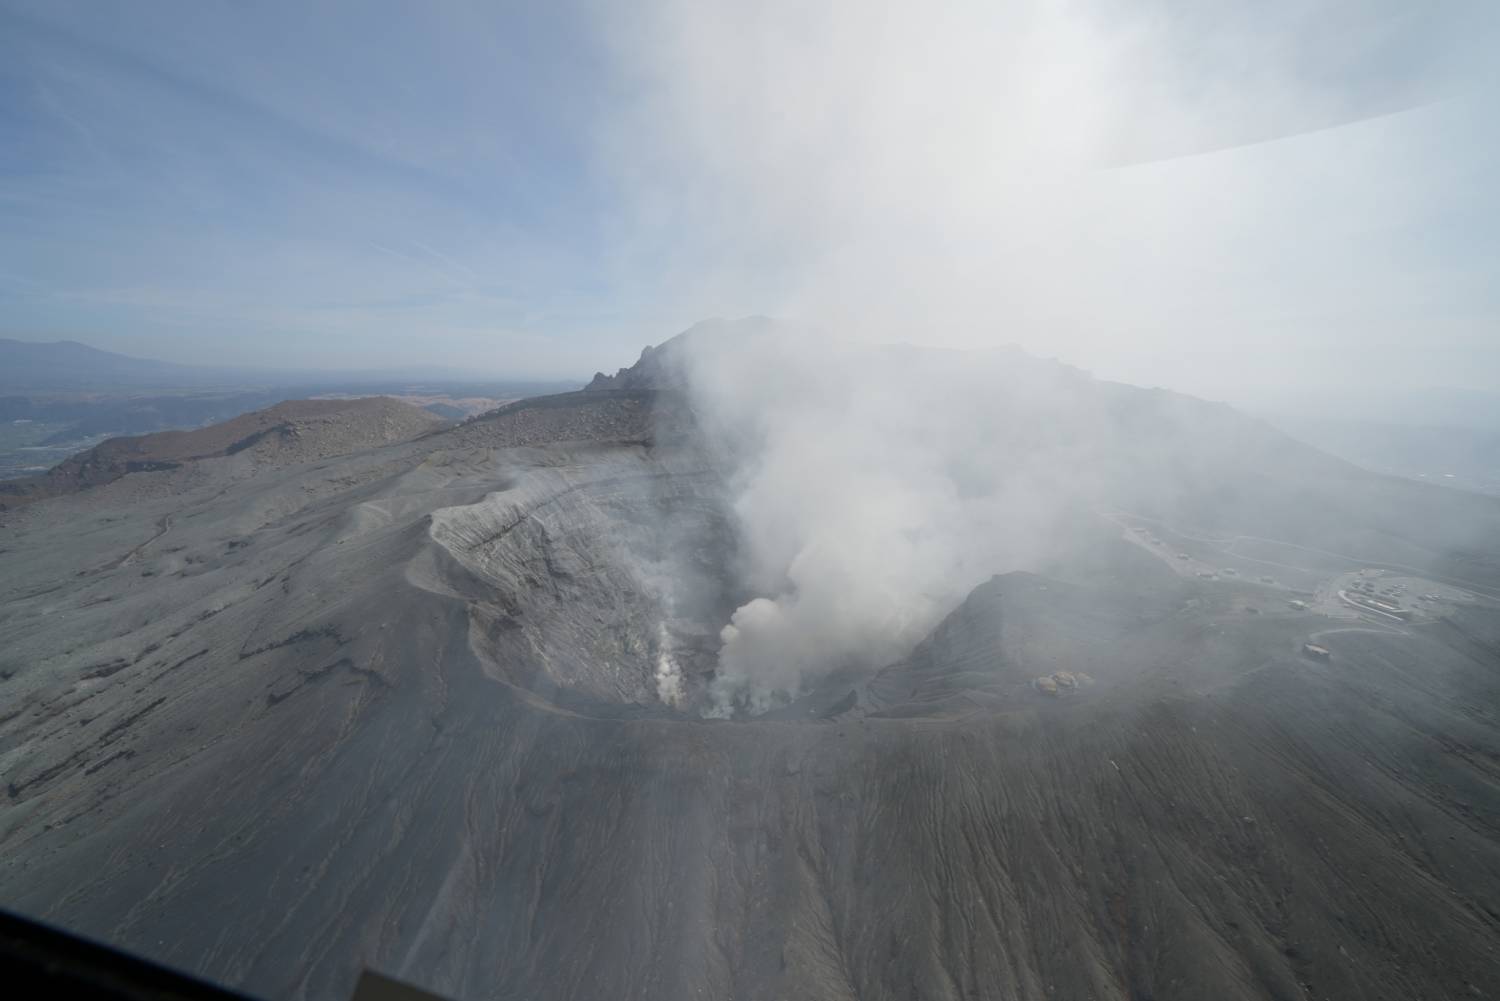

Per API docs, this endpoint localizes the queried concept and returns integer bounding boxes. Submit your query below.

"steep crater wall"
[425,445,744,715]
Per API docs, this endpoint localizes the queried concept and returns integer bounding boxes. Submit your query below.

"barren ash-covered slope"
[0,396,446,510]
[1,326,1499,1001]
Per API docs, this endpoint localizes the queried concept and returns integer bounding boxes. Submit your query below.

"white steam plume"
[593,0,1499,403]
[582,0,1500,711]
[672,327,1106,714]
[654,622,685,708]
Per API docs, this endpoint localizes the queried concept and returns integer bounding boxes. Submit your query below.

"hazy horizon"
[4,0,1499,398]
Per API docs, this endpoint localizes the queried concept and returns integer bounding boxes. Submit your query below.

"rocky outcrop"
[584,316,778,392]
[586,342,686,392]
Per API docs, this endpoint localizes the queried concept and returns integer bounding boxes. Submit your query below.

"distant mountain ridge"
[0,337,586,392]
[0,338,212,390]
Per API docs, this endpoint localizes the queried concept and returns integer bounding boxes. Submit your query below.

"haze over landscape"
[2,3,1500,1001]
[4,0,1500,399]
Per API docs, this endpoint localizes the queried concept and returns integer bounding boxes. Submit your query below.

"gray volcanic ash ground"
[2,322,1499,1000]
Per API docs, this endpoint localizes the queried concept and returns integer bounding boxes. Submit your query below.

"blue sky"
[1,0,1497,394]
[0,0,640,375]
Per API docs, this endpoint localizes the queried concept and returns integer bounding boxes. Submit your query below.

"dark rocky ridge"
[0,334,1498,1000]
[584,316,776,393]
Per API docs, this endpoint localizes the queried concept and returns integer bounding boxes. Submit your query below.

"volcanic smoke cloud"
[668,324,1113,715]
